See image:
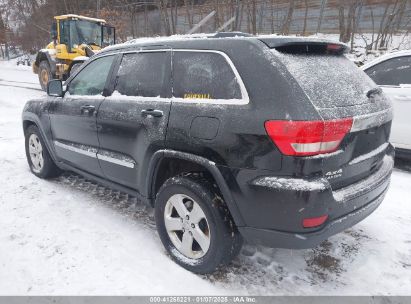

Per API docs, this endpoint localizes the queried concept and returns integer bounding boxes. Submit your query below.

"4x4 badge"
[325,169,343,179]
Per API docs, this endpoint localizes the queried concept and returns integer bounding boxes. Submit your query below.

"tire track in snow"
[0,79,42,92]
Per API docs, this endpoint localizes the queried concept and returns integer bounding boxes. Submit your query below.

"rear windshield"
[273,51,376,108]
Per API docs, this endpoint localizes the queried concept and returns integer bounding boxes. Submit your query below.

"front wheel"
[25,125,61,178]
[155,174,243,274]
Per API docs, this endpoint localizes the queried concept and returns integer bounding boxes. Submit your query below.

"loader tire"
[38,61,52,91]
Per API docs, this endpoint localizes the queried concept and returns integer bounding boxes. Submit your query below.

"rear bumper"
[239,186,388,249]
[232,149,394,249]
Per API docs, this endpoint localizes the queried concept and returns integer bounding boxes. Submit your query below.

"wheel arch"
[34,51,56,75]
[22,116,59,165]
[147,150,245,226]
[23,120,36,134]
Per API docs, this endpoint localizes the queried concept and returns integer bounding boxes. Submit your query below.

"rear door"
[165,50,248,165]
[96,50,172,193]
[364,55,411,150]
[49,54,116,176]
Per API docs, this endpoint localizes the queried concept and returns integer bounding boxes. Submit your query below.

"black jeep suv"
[22,33,394,274]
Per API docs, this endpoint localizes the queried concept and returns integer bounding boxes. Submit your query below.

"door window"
[365,56,411,86]
[172,51,242,100]
[68,55,115,96]
[103,26,115,47]
[59,20,70,46]
[114,52,168,97]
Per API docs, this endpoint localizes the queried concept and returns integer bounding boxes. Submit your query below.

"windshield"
[273,50,376,108]
[69,20,102,48]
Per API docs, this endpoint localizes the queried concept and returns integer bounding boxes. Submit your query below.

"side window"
[173,51,242,100]
[59,20,70,47]
[114,52,168,97]
[365,56,411,86]
[68,55,115,96]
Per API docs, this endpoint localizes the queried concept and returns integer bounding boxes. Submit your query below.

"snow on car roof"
[102,32,346,53]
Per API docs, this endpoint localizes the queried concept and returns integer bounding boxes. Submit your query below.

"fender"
[22,112,59,165]
[34,51,57,76]
[146,149,245,226]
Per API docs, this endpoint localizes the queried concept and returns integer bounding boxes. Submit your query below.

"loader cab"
[52,15,116,53]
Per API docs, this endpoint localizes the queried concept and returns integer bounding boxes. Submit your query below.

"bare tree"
[183,0,193,29]
[248,0,257,35]
[0,10,6,58]
[302,0,309,35]
[316,0,327,34]
[372,0,407,50]
[282,0,295,35]
[157,0,172,35]
[269,0,275,33]
[337,0,362,44]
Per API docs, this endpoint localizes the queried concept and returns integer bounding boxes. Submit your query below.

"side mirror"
[47,79,63,97]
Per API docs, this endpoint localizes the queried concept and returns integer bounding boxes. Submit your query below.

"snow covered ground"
[0,60,411,295]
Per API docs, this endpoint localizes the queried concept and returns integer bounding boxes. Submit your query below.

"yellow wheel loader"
[33,14,116,90]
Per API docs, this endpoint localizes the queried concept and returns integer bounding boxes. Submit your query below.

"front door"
[49,54,117,176]
[96,50,172,193]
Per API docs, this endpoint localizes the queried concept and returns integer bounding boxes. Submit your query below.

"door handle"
[141,109,163,117]
[80,105,96,115]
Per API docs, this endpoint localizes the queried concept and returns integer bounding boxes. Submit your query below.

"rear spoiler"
[259,37,349,55]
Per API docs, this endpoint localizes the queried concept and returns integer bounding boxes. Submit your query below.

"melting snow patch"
[252,176,329,191]
[306,150,343,159]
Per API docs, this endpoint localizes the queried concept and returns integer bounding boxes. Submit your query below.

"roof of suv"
[100,32,348,54]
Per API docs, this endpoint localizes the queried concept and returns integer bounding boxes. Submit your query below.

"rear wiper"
[366,87,383,98]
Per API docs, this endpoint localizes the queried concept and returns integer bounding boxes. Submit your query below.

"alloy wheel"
[28,134,44,173]
[164,194,211,259]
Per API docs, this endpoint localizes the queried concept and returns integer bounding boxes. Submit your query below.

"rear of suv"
[22,33,394,274]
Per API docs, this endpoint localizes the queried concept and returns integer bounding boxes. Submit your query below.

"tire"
[25,125,61,178]
[155,174,243,274]
[38,61,52,91]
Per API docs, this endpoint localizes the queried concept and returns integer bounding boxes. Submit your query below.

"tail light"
[264,118,353,156]
[326,43,344,53]
[303,215,328,228]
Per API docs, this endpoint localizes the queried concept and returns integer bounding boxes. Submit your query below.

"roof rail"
[213,32,254,38]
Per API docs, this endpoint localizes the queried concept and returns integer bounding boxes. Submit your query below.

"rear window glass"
[172,52,242,100]
[274,51,376,108]
[115,52,167,97]
[365,56,411,86]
